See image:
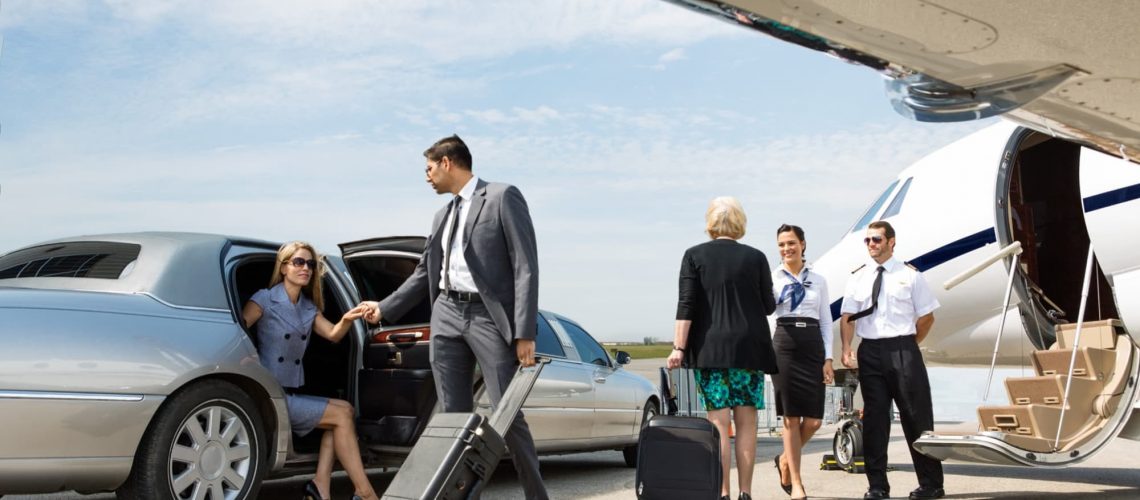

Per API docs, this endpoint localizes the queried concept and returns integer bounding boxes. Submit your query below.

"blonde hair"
[706,196,747,240]
[268,241,325,311]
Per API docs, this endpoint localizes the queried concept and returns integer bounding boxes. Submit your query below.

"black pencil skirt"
[771,318,825,419]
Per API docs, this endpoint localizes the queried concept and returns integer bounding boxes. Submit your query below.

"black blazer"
[676,239,778,372]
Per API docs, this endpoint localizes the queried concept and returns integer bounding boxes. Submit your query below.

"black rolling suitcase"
[635,368,721,500]
[381,358,548,500]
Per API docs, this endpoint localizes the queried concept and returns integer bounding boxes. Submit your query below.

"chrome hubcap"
[837,430,853,464]
[169,403,252,500]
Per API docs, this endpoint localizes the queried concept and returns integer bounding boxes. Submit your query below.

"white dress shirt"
[840,257,939,340]
[772,264,835,359]
[440,176,479,293]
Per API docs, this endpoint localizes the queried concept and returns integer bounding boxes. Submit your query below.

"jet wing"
[664,0,1140,162]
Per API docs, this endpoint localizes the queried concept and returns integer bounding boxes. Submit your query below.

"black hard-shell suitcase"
[381,358,548,500]
[635,369,721,500]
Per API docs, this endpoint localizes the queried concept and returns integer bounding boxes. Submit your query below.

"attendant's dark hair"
[777,224,806,258]
[868,220,896,239]
[424,134,473,171]
[776,224,804,241]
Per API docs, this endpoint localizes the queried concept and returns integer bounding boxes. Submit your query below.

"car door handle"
[594,376,607,383]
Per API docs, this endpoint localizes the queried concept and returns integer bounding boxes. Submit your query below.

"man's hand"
[516,339,536,367]
[842,348,856,368]
[358,301,382,324]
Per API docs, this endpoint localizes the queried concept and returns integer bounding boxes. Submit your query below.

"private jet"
[661,0,1140,468]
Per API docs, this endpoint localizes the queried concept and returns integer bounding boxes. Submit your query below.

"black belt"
[777,317,820,327]
[860,334,916,344]
[443,289,482,302]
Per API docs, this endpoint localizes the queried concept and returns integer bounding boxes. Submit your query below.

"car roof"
[0,231,274,310]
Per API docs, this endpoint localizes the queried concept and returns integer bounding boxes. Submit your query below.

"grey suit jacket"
[380,179,539,344]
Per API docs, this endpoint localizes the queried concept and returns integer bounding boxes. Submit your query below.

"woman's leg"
[312,430,334,498]
[706,407,733,497]
[315,399,377,500]
[783,415,806,497]
[732,405,757,496]
[799,416,823,445]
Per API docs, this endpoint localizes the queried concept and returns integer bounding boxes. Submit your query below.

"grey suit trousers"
[429,295,548,500]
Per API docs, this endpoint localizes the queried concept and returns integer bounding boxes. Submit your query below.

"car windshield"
[849,179,900,233]
[0,242,140,280]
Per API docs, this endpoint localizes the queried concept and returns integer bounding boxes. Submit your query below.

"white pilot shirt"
[440,176,479,293]
[840,257,939,340]
[772,264,835,359]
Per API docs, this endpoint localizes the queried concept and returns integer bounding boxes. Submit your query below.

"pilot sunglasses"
[863,235,885,245]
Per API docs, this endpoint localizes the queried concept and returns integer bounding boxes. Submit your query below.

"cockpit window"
[849,180,900,233]
[881,177,913,220]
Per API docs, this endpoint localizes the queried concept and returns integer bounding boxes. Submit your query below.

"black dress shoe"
[774,454,792,495]
[302,481,327,500]
[909,486,945,499]
[864,488,890,499]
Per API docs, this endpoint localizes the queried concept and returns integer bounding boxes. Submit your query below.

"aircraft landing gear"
[821,368,865,473]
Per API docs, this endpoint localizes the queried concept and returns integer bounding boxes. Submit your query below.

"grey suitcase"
[381,358,547,500]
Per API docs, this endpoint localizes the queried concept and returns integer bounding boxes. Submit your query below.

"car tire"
[117,380,266,500]
[833,421,863,471]
[623,400,657,468]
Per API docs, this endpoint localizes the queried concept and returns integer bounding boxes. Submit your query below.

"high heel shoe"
[775,454,792,495]
[791,485,807,500]
[302,480,327,500]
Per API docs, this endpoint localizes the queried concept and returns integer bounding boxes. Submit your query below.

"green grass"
[607,344,673,359]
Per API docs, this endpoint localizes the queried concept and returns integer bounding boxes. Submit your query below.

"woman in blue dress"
[242,241,377,500]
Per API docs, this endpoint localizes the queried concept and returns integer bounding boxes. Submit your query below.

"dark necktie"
[849,265,885,321]
[442,196,462,291]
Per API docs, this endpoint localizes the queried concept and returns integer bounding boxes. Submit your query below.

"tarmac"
[10,358,1140,499]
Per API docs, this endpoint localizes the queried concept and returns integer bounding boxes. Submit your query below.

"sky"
[0,0,993,346]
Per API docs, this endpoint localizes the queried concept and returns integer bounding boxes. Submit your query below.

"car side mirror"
[614,350,632,365]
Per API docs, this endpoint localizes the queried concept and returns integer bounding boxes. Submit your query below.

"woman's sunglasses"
[286,257,317,270]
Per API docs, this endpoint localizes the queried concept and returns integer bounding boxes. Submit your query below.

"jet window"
[849,179,900,233]
[881,177,913,219]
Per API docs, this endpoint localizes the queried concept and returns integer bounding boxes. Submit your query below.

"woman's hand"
[342,305,367,322]
[822,360,835,385]
[666,348,684,369]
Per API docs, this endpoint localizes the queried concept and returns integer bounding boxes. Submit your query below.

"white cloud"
[653,47,686,70]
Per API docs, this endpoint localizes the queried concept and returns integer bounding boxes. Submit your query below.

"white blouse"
[772,264,835,359]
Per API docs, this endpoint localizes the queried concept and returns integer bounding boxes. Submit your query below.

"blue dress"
[251,283,328,436]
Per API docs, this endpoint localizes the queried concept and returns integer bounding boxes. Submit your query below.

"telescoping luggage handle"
[488,357,550,437]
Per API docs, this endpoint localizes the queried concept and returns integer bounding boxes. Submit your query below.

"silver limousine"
[0,232,659,499]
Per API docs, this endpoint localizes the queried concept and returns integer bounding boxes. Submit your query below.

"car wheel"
[623,400,658,468]
[117,380,266,500]
[833,421,863,471]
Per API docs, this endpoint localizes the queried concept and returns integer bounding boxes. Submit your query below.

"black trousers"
[857,335,943,492]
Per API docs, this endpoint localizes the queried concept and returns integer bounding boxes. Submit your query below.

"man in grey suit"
[359,134,547,499]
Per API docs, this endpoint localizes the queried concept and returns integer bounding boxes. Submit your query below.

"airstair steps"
[1031,348,1115,380]
[914,318,1136,464]
[1003,375,1100,408]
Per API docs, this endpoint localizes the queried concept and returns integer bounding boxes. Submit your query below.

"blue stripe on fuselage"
[827,181,1140,319]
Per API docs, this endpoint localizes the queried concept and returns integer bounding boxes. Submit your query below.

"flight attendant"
[770,224,833,500]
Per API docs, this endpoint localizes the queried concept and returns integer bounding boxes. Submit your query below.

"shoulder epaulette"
[905,262,919,271]
[850,264,866,274]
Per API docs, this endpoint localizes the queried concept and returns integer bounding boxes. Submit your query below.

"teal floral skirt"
[693,368,765,410]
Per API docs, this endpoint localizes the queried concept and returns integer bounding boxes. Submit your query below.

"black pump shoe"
[302,480,327,500]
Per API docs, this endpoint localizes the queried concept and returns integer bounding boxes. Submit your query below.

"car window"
[881,177,913,219]
[535,316,566,358]
[557,318,610,367]
[0,242,140,279]
[849,179,899,233]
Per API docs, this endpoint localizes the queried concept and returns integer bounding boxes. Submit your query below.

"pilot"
[840,221,944,500]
